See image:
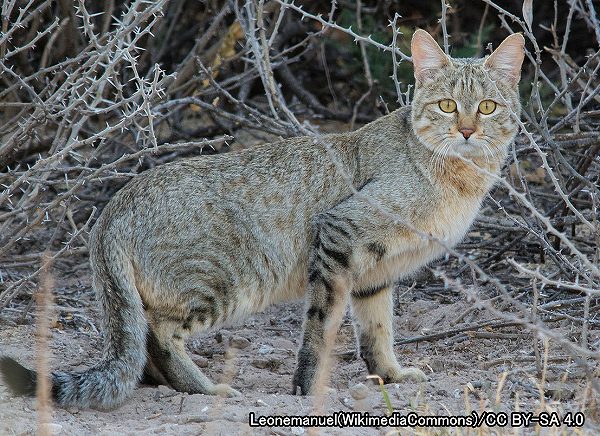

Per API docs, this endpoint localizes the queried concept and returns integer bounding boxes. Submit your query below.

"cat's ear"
[483,33,525,86]
[411,29,449,84]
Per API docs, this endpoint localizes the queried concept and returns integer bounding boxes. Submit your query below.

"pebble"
[153,424,178,433]
[215,330,231,343]
[270,338,295,349]
[258,344,274,355]
[223,411,247,423]
[193,356,209,368]
[349,383,369,400]
[255,399,268,407]
[546,382,575,400]
[251,358,270,369]
[230,336,251,349]
[157,385,176,397]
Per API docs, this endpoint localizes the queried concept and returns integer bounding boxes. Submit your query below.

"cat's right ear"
[411,29,449,84]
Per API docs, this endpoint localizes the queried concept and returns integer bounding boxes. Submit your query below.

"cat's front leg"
[351,285,427,384]
[292,212,354,395]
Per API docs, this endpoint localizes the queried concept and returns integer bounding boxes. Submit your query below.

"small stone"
[291,427,305,435]
[230,336,251,349]
[429,358,446,372]
[182,414,210,424]
[251,358,270,369]
[153,424,179,433]
[257,358,281,370]
[193,356,209,368]
[546,382,575,400]
[157,385,176,397]
[215,330,231,343]
[258,345,274,355]
[349,383,369,400]
[222,410,247,423]
[255,399,268,407]
[271,338,295,349]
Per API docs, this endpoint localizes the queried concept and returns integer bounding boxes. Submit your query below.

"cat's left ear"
[483,33,525,86]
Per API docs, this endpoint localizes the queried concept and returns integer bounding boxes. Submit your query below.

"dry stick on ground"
[335,319,542,359]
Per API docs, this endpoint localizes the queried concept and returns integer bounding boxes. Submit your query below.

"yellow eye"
[438,99,457,113]
[478,100,497,115]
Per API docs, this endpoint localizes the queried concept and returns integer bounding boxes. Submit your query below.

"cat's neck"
[431,153,504,198]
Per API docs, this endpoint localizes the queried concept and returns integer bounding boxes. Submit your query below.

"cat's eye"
[438,99,457,113]
[478,100,497,115]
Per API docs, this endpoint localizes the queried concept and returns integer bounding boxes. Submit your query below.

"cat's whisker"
[435,142,453,173]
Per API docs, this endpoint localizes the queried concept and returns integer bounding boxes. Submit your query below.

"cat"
[0,29,524,409]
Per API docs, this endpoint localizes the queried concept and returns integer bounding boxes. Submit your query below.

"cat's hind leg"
[351,285,427,383]
[145,318,241,397]
[141,359,168,386]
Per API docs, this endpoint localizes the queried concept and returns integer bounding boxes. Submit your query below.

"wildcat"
[0,29,524,408]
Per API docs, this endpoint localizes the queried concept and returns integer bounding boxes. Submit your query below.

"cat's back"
[91,131,362,254]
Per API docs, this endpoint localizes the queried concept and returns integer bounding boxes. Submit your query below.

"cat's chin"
[438,139,503,161]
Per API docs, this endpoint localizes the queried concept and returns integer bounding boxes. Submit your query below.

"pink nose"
[460,128,475,139]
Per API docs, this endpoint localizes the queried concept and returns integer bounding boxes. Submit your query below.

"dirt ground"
[0,264,598,436]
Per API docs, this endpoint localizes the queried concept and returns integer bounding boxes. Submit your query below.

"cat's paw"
[212,383,242,397]
[292,345,318,395]
[376,365,428,384]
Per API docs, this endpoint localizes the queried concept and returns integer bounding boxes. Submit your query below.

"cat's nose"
[459,128,475,139]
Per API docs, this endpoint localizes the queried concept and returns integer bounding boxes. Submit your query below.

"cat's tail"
[0,238,147,410]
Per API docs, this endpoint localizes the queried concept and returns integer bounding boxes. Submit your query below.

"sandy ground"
[0,268,598,436]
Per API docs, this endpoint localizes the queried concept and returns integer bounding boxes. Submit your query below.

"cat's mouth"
[451,135,498,158]
[436,135,499,160]
[417,128,501,161]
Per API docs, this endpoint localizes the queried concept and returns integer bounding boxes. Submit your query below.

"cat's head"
[410,29,524,160]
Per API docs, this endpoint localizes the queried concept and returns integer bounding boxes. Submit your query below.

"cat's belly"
[222,252,310,325]
[354,239,449,291]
